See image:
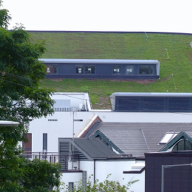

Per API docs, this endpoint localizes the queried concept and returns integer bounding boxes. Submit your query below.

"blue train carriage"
[39,59,160,79]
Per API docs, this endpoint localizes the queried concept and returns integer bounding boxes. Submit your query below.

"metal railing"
[21,152,59,164]
[21,152,81,171]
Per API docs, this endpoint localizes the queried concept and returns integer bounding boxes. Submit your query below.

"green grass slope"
[29,32,192,109]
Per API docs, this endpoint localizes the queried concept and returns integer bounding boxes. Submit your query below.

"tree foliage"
[21,158,61,192]
[59,174,139,192]
[0,1,60,191]
[0,1,11,28]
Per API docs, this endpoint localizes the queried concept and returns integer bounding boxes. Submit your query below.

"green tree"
[59,174,139,192]
[0,1,60,191]
[21,158,61,192]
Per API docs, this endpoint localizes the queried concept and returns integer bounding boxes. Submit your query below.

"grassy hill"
[29,32,192,109]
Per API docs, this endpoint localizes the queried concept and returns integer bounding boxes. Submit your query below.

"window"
[43,133,47,152]
[126,65,134,75]
[159,132,178,144]
[169,98,190,111]
[85,66,95,74]
[139,65,154,75]
[76,66,83,74]
[48,119,58,121]
[116,96,140,111]
[172,139,192,151]
[68,182,74,192]
[149,66,154,75]
[113,66,121,74]
[46,65,57,74]
[142,97,164,111]
[22,133,32,158]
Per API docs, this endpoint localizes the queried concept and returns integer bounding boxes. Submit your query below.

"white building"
[27,92,192,154]
[26,92,192,191]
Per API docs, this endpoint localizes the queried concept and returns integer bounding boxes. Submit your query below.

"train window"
[139,65,155,75]
[126,65,134,75]
[139,65,149,75]
[85,66,95,74]
[46,65,58,74]
[113,66,121,74]
[76,66,84,74]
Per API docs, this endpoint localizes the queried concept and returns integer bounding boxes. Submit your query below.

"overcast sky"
[2,0,192,33]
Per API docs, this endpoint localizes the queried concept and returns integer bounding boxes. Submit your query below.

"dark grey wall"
[115,96,192,112]
[145,152,192,192]
[45,63,158,79]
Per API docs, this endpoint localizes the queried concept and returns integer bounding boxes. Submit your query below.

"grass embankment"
[30,32,192,109]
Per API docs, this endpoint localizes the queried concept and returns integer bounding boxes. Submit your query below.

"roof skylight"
[159,132,179,144]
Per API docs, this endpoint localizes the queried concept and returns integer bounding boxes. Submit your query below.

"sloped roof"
[74,138,118,158]
[59,138,118,159]
[185,131,192,138]
[160,130,192,151]
[94,129,149,157]
[84,122,192,157]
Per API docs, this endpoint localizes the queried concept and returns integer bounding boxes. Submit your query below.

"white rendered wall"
[29,111,192,153]
[29,112,74,152]
[80,111,192,123]
[60,172,82,187]
[95,160,144,192]
[60,160,144,192]
[60,161,94,190]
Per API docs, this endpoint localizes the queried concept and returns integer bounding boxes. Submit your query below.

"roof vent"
[119,153,132,157]
[79,104,86,111]
[48,119,58,121]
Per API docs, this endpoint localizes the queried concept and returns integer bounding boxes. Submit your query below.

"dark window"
[149,66,154,75]
[46,65,57,74]
[115,96,192,112]
[43,133,47,152]
[116,97,140,111]
[142,97,164,111]
[22,133,32,158]
[113,65,121,74]
[139,65,154,75]
[126,65,134,75]
[172,139,192,151]
[69,182,74,192]
[85,66,95,74]
[186,139,192,150]
[169,98,190,111]
[76,66,84,74]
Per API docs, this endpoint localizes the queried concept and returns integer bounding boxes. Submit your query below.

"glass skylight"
[159,132,179,144]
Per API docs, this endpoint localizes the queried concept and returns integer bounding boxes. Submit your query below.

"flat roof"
[39,59,159,65]
[110,92,192,97]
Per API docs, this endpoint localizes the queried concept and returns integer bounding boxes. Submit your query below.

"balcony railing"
[21,152,59,163]
[21,152,81,171]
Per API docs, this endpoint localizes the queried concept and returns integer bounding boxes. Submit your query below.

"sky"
[2,0,192,33]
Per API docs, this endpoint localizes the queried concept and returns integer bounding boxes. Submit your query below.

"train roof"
[39,59,160,65]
